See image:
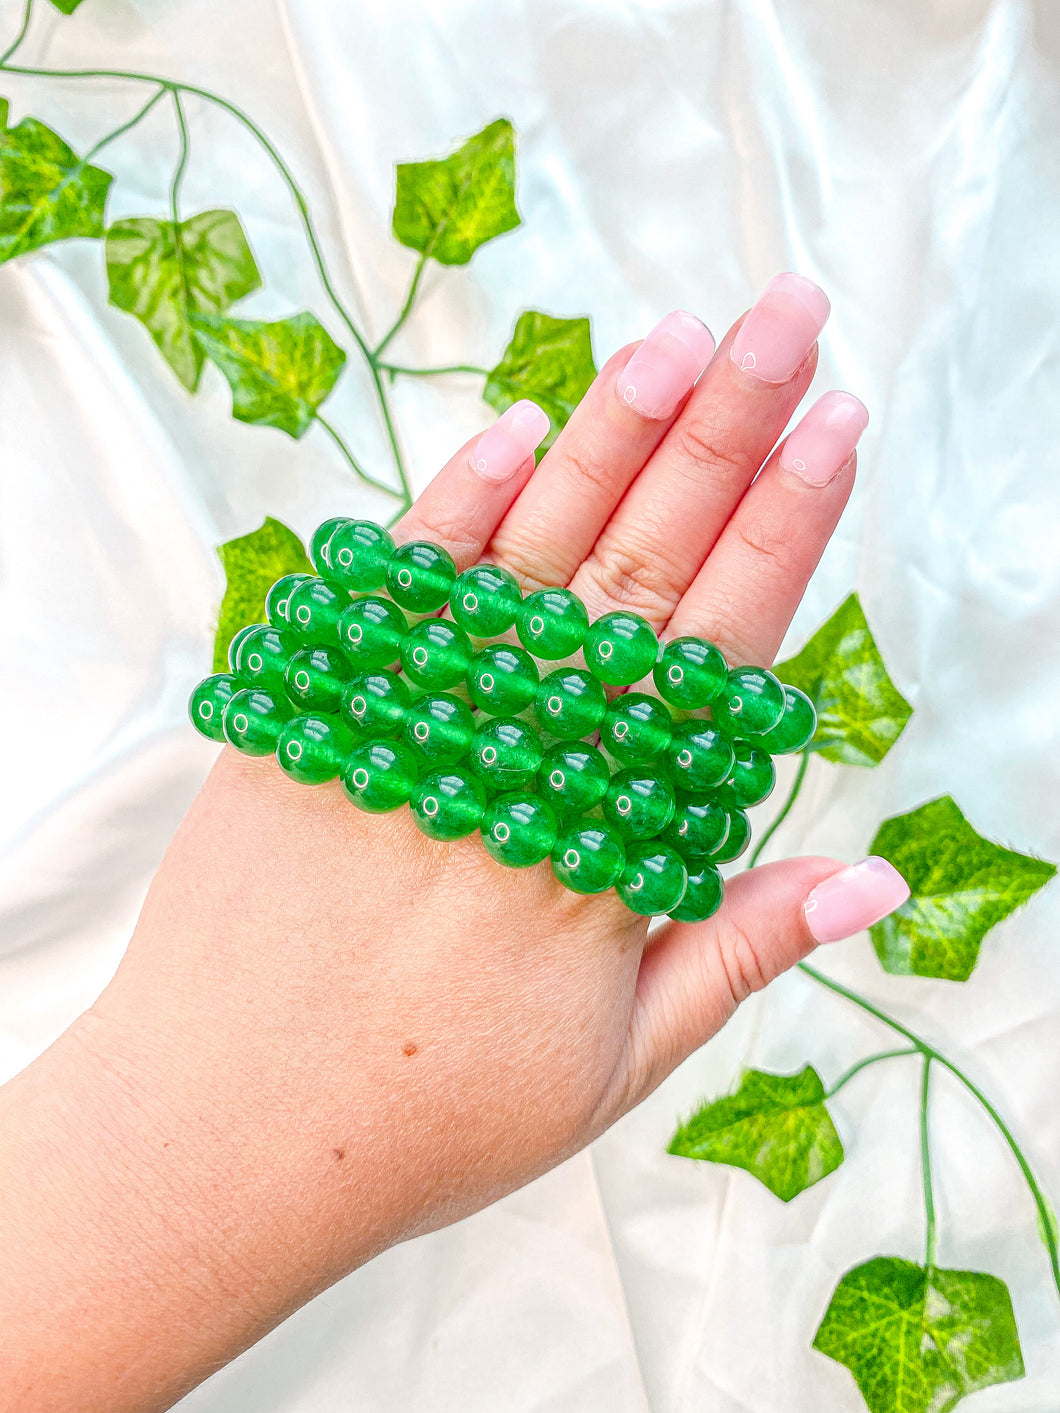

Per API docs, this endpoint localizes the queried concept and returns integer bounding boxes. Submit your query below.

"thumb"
[623,855,910,1107]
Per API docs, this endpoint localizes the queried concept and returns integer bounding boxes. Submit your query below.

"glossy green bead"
[450,563,522,637]
[600,692,673,765]
[661,797,729,859]
[402,692,476,766]
[286,577,346,644]
[410,768,487,840]
[534,668,607,740]
[551,821,626,894]
[481,792,559,867]
[235,624,295,692]
[284,646,352,714]
[665,720,735,793]
[718,743,776,809]
[276,712,352,784]
[309,516,351,577]
[713,666,786,737]
[386,540,456,612]
[653,636,727,710]
[265,573,313,631]
[466,644,539,714]
[536,744,611,817]
[668,863,724,922]
[340,669,411,740]
[325,520,395,591]
[341,739,420,812]
[616,842,688,916]
[756,685,817,755]
[337,595,408,670]
[602,768,676,841]
[399,619,473,690]
[189,673,238,742]
[582,611,659,686]
[517,588,589,659]
[471,717,544,793]
[226,623,258,673]
[222,687,291,756]
[710,808,750,863]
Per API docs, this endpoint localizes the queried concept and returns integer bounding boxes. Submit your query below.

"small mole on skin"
[332,1147,345,1161]
[402,1042,418,1057]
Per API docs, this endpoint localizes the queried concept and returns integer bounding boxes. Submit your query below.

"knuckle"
[558,443,619,502]
[669,416,754,483]
[716,915,771,1009]
[734,516,787,568]
[408,509,481,569]
[584,537,683,622]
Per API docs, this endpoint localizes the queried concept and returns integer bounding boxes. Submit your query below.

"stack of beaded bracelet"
[188,517,816,922]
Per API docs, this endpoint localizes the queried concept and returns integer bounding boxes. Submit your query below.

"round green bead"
[616,842,688,916]
[718,743,776,809]
[668,863,725,922]
[402,692,476,766]
[284,646,352,714]
[713,666,786,737]
[466,644,539,714]
[551,821,627,895]
[756,685,817,755]
[665,720,735,793]
[517,588,589,659]
[222,687,291,756]
[481,792,559,867]
[340,669,411,740]
[337,595,408,670]
[226,623,258,673]
[309,516,351,577]
[450,563,522,637]
[341,739,420,812]
[603,768,676,840]
[710,808,750,863]
[661,797,729,859]
[471,717,544,793]
[534,668,607,740]
[600,692,673,765]
[411,768,487,840]
[536,743,611,817]
[286,577,346,644]
[653,636,727,710]
[582,611,659,686]
[265,573,313,631]
[386,540,456,612]
[325,520,395,591]
[189,672,238,742]
[235,624,295,692]
[399,619,473,690]
[275,713,352,784]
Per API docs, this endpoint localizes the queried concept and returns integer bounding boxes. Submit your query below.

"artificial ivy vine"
[1,3,1056,1409]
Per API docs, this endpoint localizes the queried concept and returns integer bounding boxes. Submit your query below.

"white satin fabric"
[2,0,1059,1407]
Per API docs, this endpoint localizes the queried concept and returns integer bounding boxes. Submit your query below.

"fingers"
[622,856,911,1109]
[569,274,828,625]
[489,313,716,588]
[668,391,867,665]
[392,400,550,568]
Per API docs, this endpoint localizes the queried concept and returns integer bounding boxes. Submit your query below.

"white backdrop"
[1,1,1059,1408]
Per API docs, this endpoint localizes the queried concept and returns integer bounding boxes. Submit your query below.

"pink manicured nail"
[804,858,911,944]
[730,273,830,383]
[781,391,869,486]
[616,311,716,419]
[470,400,550,482]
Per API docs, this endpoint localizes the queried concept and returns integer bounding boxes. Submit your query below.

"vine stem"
[374,251,426,359]
[748,748,810,867]
[83,84,168,165]
[379,361,488,379]
[825,1047,918,1097]
[0,0,29,67]
[315,415,400,498]
[920,1055,937,1270]
[168,86,189,313]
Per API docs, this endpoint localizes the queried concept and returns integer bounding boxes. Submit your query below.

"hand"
[0,276,909,1413]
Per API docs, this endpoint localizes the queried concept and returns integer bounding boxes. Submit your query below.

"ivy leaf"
[775,593,912,767]
[813,1257,1024,1413]
[49,0,85,12]
[213,517,312,673]
[667,1066,843,1201]
[190,311,346,438]
[106,210,261,392]
[484,311,596,458]
[392,117,520,265]
[0,113,112,263]
[869,796,1056,981]
[0,99,9,131]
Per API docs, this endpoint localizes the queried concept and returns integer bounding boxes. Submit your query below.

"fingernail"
[730,273,830,384]
[804,857,911,944]
[470,400,550,482]
[780,391,869,486]
[616,310,716,419]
